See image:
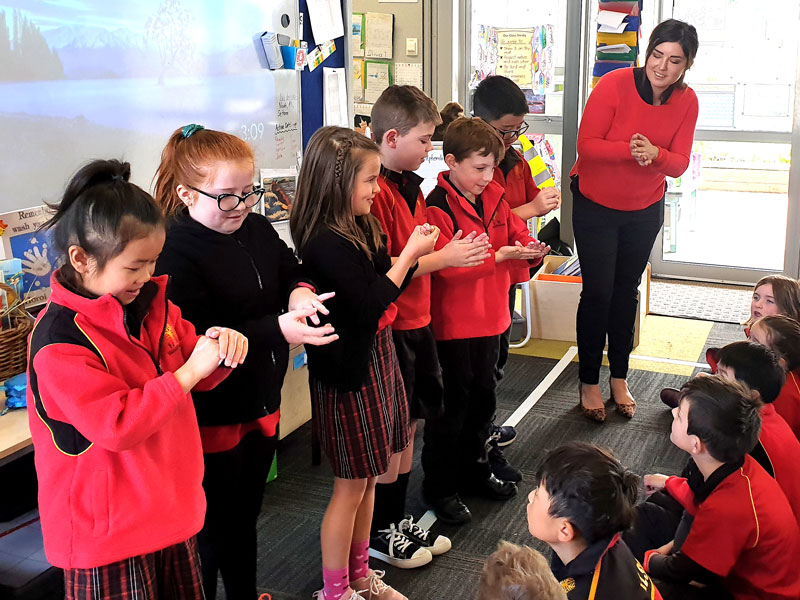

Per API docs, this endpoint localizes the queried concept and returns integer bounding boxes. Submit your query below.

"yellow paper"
[496,29,534,87]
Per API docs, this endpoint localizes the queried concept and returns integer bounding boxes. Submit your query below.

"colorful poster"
[0,206,56,306]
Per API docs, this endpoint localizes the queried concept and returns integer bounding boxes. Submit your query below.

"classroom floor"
[238,317,744,600]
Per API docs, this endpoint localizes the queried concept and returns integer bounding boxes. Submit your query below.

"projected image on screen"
[0,0,299,211]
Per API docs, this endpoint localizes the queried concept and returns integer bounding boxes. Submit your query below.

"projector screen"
[0,0,302,213]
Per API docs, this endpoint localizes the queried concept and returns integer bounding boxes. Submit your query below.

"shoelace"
[360,570,389,595]
[398,516,430,542]
[378,524,413,556]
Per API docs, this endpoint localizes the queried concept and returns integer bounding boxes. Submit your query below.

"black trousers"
[571,178,663,384]
[495,285,517,381]
[197,430,277,600]
[422,335,500,499]
[392,325,444,420]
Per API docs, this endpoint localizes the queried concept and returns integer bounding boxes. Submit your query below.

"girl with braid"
[291,127,437,600]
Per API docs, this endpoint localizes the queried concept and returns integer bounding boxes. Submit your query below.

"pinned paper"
[364,60,392,103]
[365,12,393,59]
[307,0,345,44]
[323,67,349,127]
[307,46,324,71]
[496,29,535,87]
[353,59,365,102]
[352,13,365,57]
[394,62,423,88]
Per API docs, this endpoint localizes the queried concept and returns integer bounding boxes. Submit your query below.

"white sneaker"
[369,524,433,568]
[397,515,452,556]
[312,588,366,600]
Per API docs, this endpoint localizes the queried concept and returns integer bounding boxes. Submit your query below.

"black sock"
[371,481,395,537]
[393,472,411,523]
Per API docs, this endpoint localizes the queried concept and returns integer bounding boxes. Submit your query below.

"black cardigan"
[300,228,414,391]
[155,212,309,425]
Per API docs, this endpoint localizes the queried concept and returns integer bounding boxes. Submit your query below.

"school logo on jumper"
[560,578,576,593]
[164,323,176,342]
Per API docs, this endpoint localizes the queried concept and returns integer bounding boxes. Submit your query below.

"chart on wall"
[472,25,554,113]
[0,0,302,214]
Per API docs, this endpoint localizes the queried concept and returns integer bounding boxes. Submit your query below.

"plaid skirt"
[64,536,203,600]
[311,326,410,479]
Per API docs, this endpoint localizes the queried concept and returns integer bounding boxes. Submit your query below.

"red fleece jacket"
[425,171,539,341]
[27,272,229,569]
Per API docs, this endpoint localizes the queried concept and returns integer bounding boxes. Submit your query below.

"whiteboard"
[0,0,302,212]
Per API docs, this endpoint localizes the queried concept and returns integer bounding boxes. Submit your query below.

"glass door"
[649,0,800,282]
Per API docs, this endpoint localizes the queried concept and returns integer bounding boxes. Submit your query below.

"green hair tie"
[181,124,205,138]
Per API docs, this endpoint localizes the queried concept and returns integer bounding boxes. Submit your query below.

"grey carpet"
[649,279,752,324]
[243,348,718,600]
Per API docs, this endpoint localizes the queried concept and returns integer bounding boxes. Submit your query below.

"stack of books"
[592,1,643,88]
[538,256,582,283]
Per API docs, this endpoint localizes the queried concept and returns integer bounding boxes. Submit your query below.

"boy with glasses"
[472,76,561,481]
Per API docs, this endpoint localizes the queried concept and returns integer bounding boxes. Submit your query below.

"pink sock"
[348,539,370,582]
[322,565,349,600]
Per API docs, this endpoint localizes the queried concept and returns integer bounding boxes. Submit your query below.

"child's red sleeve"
[32,344,189,452]
[427,205,495,281]
[503,203,543,267]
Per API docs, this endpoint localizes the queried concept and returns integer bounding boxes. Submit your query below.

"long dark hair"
[646,19,699,89]
[43,159,163,286]
[291,126,383,260]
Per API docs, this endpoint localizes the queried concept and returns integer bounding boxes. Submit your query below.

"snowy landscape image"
[0,0,279,210]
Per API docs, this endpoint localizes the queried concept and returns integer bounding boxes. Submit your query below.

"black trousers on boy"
[571,177,663,384]
[197,430,277,600]
[422,335,500,499]
[495,285,518,381]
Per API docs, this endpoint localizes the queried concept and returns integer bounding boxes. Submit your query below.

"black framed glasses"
[490,122,530,141]
[188,185,265,212]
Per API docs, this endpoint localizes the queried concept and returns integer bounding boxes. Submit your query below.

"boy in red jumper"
[472,75,562,482]
[368,85,491,559]
[641,376,800,599]
[423,117,549,523]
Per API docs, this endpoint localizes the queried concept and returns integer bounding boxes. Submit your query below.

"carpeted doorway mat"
[649,278,751,324]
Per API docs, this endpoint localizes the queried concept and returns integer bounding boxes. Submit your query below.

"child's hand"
[402,224,438,260]
[440,229,492,268]
[288,287,335,326]
[175,335,222,392]
[643,474,669,495]
[653,540,674,556]
[205,327,248,367]
[278,307,339,346]
[495,241,550,263]
[531,187,561,216]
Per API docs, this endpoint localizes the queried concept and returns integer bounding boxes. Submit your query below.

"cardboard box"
[279,343,311,439]
[525,256,649,346]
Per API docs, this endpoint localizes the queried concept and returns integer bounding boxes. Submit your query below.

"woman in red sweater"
[570,19,699,422]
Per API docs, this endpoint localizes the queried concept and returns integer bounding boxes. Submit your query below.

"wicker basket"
[0,283,34,381]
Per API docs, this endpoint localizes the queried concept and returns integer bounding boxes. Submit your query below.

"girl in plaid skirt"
[291,127,437,600]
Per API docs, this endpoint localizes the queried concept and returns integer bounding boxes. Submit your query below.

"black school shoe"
[460,473,518,500]
[424,493,472,525]
[490,424,517,446]
[488,444,522,483]
[397,515,452,555]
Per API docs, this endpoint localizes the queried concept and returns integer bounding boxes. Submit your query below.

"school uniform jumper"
[422,171,538,498]
[571,67,698,384]
[28,272,229,597]
[492,147,544,378]
[644,455,800,600]
[370,167,444,420]
[552,533,662,600]
[155,211,309,600]
[300,228,414,479]
[772,369,800,440]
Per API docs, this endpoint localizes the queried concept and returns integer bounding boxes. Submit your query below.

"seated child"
[716,341,800,522]
[749,315,800,438]
[478,541,566,600]
[641,376,800,599]
[527,442,661,600]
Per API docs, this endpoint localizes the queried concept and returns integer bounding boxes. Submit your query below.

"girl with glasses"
[153,125,338,600]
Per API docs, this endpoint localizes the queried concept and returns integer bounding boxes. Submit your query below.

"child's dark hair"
[535,442,639,544]
[153,125,254,217]
[370,85,442,147]
[43,159,163,285]
[645,19,699,89]
[754,315,800,372]
[478,541,566,600]
[291,126,383,260]
[717,341,785,404]
[443,117,505,165]
[473,76,529,121]
[679,375,762,463]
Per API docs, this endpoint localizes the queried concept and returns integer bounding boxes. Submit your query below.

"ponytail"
[153,125,254,217]
[43,159,163,283]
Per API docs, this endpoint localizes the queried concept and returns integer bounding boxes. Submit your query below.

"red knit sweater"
[570,67,699,211]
